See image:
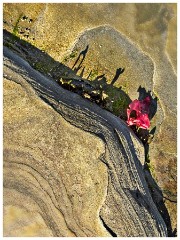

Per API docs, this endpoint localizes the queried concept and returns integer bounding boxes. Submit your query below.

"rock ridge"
[4,46,167,237]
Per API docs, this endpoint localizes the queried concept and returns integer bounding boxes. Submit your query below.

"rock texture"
[3,2,176,235]
[3,46,167,237]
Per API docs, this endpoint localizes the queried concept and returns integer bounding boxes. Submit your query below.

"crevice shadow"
[4,30,131,118]
[144,167,176,237]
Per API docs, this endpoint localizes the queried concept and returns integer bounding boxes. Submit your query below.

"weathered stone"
[3,48,108,237]
[3,47,167,237]
[3,2,176,234]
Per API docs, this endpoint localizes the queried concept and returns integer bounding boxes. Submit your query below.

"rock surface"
[3,2,176,235]
[3,46,167,237]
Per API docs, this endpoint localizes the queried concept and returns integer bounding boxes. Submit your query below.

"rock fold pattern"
[3,47,167,237]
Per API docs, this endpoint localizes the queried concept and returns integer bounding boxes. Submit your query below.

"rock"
[3,47,167,237]
[63,24,177,232]
[3,47,108,237]
[3,2,176,234]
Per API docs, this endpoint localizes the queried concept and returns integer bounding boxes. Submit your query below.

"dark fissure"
[100,216,117,237]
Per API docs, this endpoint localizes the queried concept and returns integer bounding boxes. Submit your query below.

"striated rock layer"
[3,46,167,237]
[3,3,177,230]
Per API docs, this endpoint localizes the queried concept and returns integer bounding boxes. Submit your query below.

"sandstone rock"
[3,46,167,237]
[3,48,108,237]
[62,24,177,232]
[3,2,176,235]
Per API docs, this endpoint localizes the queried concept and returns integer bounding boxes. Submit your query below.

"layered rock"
[3,46,167,237]
[3,2,176,235]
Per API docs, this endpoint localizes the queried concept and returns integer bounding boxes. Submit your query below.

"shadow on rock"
[138,86,158,120]
[126,87,176,237]
[131,87,176,237]
[144,166,176,237]
[4,30,131,119]
[70,44,131,119]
